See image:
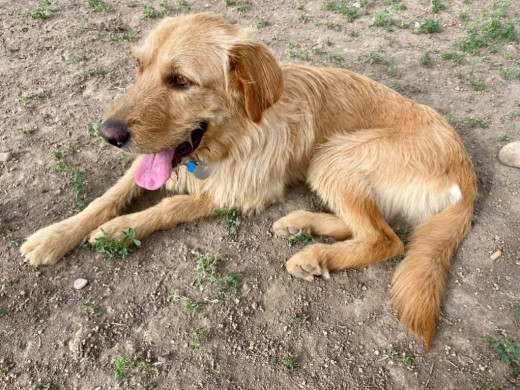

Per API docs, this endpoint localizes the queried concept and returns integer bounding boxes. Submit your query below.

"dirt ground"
[1,0,519,389]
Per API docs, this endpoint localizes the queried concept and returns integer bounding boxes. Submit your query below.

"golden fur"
[21,13,477,350]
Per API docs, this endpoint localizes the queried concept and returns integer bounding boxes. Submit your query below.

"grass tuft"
[421,19,440,34]
[421,52,433,68]
[282,354,298,374]
[431,0,445,13]
[90,228,141,260]
[114,356,157,383]
[17,91,45,107]
[189,328,209,351]
[387,345,415,370]
[216,208,241,238]
[485,335,520,377]
[322,0,358,23]
[288,233,316,247]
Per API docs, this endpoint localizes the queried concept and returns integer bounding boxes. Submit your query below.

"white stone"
[0,152,12,162]
[499,141,520,168]
[73,278,88,290]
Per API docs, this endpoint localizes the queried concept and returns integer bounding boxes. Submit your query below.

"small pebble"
[73,278,88,290]
[498,141,520,168]
[0,152,12,162]
[490,250,502,261]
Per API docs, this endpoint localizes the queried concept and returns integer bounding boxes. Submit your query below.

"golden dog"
[21,13,477,350]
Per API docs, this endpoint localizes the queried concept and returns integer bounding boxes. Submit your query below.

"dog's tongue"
[135,150,175,190]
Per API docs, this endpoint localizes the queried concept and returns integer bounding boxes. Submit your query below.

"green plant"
[485,335,520,377]
[225,0,247,12]
[469,77,486,91]
[9,236,20,248]
[195,252,225,290]
[459,10,469,24]
[322,0,358,22]
[87,0,109,12]
[160,0,171,14]
[183,297,205,312]
[90,228,141,260]
[298,14,310,23]
[421,52,433,68]
[467,117,491,129]
[393,2,406,11]
[327,53,344,65]
[325,20,340,31]
[498,134,511,142]
[0,309,8,319]
[501,67,520,81]
[24,8,50,20]
[282,354,298,374]
[143,3,161,18]
[226,272,241,292]
[74,67,107,81]
[216,208,240,238]
[21,127,36,136]
[458,7,517,54]
[374,10,392,27]
[515,304,520,320]
[0,279,12,286]
[114,356,157,383]
[431,0,444,13]
[82,298,101,316]
[17,91,45,107]
[86,120,106,147]
[288,315,300,324]
[189,328,209,351]
[421,19,440,33]
[256,17,270,28]
[53,150,87,210]
[288,233,316,247]
[387,345,415,370]
[442,52,464,64]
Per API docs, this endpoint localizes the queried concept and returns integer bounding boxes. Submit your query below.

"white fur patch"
[448,184,463,204]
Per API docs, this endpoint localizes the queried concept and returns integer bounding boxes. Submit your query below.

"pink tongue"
[135,150,175,190]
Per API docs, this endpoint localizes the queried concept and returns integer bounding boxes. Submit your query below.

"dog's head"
[98,13,283,189]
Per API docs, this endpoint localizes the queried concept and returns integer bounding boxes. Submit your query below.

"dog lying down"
[21,12,477,350]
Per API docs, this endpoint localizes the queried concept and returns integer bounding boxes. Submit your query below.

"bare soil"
[1,1,519,389]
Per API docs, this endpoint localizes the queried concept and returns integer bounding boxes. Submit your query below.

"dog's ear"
[229,43,283,123]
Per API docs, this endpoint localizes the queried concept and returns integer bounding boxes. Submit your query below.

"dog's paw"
[273,212,310,239]
[88,216,136,244]
[286,249,330,282]
[20,223,77,266]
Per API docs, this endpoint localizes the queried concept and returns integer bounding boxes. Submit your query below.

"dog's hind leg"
[21,159,143,266]
[273,210,351,240]
[285,131,405,281]
[284,192,405,281]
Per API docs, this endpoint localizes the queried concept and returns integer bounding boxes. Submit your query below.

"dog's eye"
[169,75,190,89]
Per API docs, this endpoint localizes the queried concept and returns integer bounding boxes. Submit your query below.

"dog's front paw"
[88,216,137,245]
[286,247,330,282]
[273,212,310,239]
[20,223,78,266]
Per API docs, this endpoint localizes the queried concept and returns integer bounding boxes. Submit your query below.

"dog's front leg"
[21,159,142,266]
[88,194,216,244]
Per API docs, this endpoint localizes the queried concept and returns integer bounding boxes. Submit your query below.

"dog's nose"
[99,119,130,148]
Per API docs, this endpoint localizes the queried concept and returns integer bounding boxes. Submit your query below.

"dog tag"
[186,161,212,180]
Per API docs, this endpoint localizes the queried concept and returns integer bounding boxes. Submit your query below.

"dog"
[20,12,477,350]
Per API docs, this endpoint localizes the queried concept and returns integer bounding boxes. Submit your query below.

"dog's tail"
[390,180,475,351]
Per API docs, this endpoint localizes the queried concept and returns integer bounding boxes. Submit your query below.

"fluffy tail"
[390,192,474,351]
